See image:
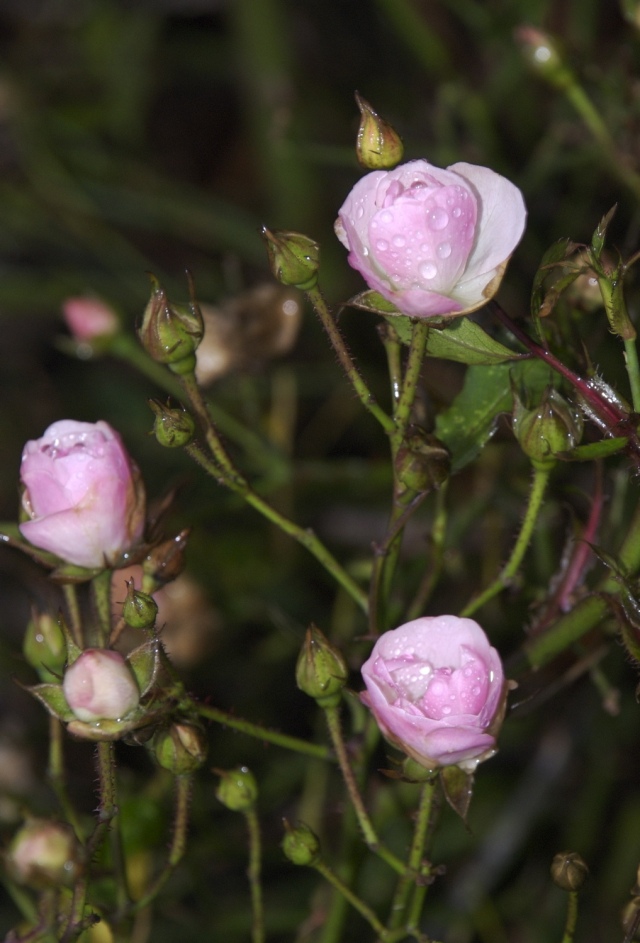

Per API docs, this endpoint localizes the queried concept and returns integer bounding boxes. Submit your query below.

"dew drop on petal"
[419,261,438,280]
[437,242,452,259]
[452,207,462,219]
[356,205,365,220]
[442,706,452,715]
[428,207,449,231]
[380,210,393,224]
[392,235,406,248]
[376,239,389,251]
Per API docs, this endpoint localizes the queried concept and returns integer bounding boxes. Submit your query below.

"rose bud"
[215,766,258,811]
[551,851,589,892]
[138,275,204,375]
[355,92,404,170]
[122,579,159,629]
[19,420,146,570]
[62,296,119,343]
[262,228,320,291]
[154,723,208,774]
[281,821,320,866]
[23,611,66,682]
[335,159,526,319]
[512,388,582,470]
[7,819,82,888]
[148,399,195,448]
[360,615,506,772]
[295,624,348,708]
[63,649,140,722]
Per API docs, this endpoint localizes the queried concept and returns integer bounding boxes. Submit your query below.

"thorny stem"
[62,584,82,648]
[194,702,333,760]
[323,704,409,878]
[560,891,579,943]
[306,285,396,435]
[91,569,113,647]
[460,465,551,617]
[408,481,449,619]
[387,778,437,932]
[311,858,388,938]
[126,775,192,915]
[392,320,429,441]
[184,438,368,613]
[48,718,83,840]
[624,337,640,414]
[244,807,265,943]
[380,322,403,411]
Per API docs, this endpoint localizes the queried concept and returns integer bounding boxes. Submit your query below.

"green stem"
[306,285,396,435]
[624,337,640,413]
[560,891,579,943]
[380,323,403,411]
[312,858,388,938]
[461,465,551,618]
[194,702,333,760]
[392,321,429,440]
[323,705,408,878]
[87,742,118,860]
[184,439,368,613]
[387,779,437,932]
[407,481,449,619]
[126,775,192,915]
[62,584,83,648]
[48,718,83,839]
[244,807,265,943]
[91,569,113,647]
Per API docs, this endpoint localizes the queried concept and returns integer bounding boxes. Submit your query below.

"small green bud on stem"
[512,388,582,470]
[281,820,320,866]
[355,92,404,169]
[295,624,348,708]
[122,578,159,629]
[551,851,589,891]
[262,228,320,291]
[215,766,258,811]
[138,274,204,374]
[149,399,196,448]
[395,430,451,494]
[154,723,208,774]
[23,610,66,682]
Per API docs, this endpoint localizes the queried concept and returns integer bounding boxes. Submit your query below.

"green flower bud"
[281,821,320,866]
[138,274,204,374]
[143,529,190,588]
[149,399,196,448]
[395,430,451,495]
[355,92,404,170]
[7,819,82,889]
[23,610,66,682]
[153,723,208,774]
[295,624,348,708]
[261,228,320,291]
[122,579,158,629]
[512,388,582,470]
[215,766,258,811]
[551,851,589,892]
[515,26,574,90]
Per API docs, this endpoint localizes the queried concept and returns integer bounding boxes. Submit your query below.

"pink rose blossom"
[19,420,145,569]
[63,649,140,722]
[62,297,119,342]
[335,159,526,318]
[360,615,506,771]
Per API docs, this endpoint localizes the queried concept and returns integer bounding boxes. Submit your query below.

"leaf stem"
[624,337,640,413]
[387,778,437,932]
[461,465,551,617]
[244,807,265,943]
[194,702,333,760]
[312,857,388,938]
[560,891,579,943]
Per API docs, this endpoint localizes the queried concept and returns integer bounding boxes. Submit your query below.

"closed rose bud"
[63,649,139,722]
[262,228,320,291]
[138,275,204,375]
[622,897,640,939]
[19,420,146,570]
[395,430,451,494]
[512,388,582,469]
[360,616,506,772]
[154,724,208,774]
[62,296,119,343]
[335,159,526,319]
[143,529,190,588]
[281,821,320,866]
[355,92,404,170]
[149,400,196,448]
[215,766,258,811]
[515,26,573,89]
[23,611,66,682]
[551,851,589,891]
[122,580,158,629]
[295,625,348,708]
[8,819,81,888]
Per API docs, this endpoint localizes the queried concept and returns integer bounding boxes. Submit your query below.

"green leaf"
[26,683,75,722]
[347,290,404,316]
[591,205,617,259]
[425,317,522,365]
[440,766,474,823]
[530,237,578,325]
[560,437,628,461]
[127,640,161,696]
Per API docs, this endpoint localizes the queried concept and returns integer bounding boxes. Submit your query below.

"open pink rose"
[20,420,145,569]
[335,159,526,318]
[361,615,506,771]
[63,649,140,722]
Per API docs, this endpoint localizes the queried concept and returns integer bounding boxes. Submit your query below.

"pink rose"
[63,649,140,722]
[360,615,506,771]
[62,296,119,342]
[19,420,145,569]
[335,159,526,318]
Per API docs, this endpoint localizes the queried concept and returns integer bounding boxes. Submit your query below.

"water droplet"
[419,261,438,280]
[376,239,389,251]
[362,247,369,256]
[356,206,364,220]
[437,242,452,259]
[452,207,462,218]
[420,243,431,253]
[472,686,481,696]
[392,235,405,248]
[428,207,449,231]
[419,665,431,675]
[442,706,452,715]
[380,210,393,224]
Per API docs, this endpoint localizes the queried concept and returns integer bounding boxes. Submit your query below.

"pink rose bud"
[19,420,146,569]
[62,296,119,342]
[360,615,507,772]
[335,159,526,318]
[63,649,140,722]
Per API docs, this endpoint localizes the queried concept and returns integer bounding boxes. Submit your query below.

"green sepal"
[49,563,104,584]
[530,237,579,325]
[0,524,61,569]
[347,289,404,317]
[440,765,474,823]
[558,437,629,461]
[26,683,75,723]
[591,205,617,259]
[127,640,161,697]
[57,611,82,666]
